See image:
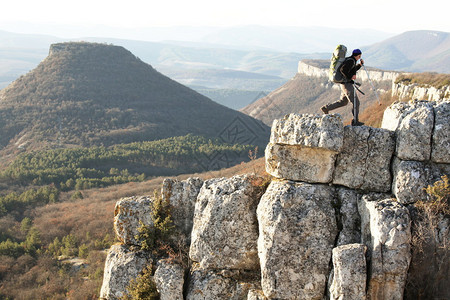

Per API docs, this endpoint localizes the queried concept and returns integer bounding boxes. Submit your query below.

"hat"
[352,49,362,56]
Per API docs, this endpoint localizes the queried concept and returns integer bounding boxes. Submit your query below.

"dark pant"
[324,83,360,122]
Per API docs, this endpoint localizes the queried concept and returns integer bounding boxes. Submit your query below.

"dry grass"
[359,92,398,127]
[33,157,266,244]
[395,73,450,89]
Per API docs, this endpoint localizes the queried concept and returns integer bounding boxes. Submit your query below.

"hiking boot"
[351,120,365,126]
[321,106,329,114]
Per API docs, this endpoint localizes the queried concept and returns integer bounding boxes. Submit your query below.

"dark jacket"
[339,56,361,83]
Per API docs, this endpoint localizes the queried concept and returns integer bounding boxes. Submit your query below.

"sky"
[1,0,449,38]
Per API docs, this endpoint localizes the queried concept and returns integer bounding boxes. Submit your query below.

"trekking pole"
[353,85,357,125]
[362,65,381,105]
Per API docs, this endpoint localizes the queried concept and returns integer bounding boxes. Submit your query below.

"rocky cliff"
[392,81,450,102]
[298,60,401,83]
[100,98,449,299]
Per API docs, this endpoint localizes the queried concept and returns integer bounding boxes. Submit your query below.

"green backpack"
[329,44,347,83]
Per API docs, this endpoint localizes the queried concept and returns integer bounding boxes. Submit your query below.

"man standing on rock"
[321,49,365,126]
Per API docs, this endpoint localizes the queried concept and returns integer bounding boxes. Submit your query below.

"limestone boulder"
[161,177,203,238]
[186,269,256,300]
[257,180,338,299]
[358,198,411,300]
[114,196,153,246]
[100,244,151,300]
[154,259,184,300]
[329,244,367,300]
[189,175,264,270]
[333,125,395,192]
[381,101,434,161]
[431,101,450,163]
[265,113,345,183]
[270,113,344,152]
[265,142,337,183]
[392,158,434,204]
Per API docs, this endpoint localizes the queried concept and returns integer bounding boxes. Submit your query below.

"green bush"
[122,264,159,300]
[136,191,175,253]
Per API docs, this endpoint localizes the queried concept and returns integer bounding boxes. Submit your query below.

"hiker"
[321,49,365,126]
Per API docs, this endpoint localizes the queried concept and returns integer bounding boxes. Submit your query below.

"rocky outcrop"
[154,259,185,300]
[265,113,343,183]
[329,244,367,300]
[186,268,257,300]
[114,196,153,246]
[333,126,395,192]
[298,60,400,82]
[162,177,203,239]
[101,101,448,299]
[359,197,411,300]
[382,101,434,161]
[189,175,263,270]
[100,244,151,300]
[392,82,450,102]
[257,180,337,299]
[382,100,450,204]
[431,101,450,163]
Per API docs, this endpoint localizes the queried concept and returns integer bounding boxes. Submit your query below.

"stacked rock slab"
[263,113,415,299]
[257,180,338,299]
[359,196,411,300]
[265,114,344,183]
[187,174,265,299]
[101,100,449,299]
[382,100,450,204]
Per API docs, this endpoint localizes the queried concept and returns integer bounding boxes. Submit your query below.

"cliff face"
[392,81,450,101]
[100,99,449,300]
[297,60,401,82]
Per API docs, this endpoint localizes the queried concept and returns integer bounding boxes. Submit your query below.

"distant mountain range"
[362,30,450,73]
[0,42,269,162]
[0,28,449,110]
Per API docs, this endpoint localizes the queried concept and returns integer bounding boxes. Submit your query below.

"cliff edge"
[100,98,449,299]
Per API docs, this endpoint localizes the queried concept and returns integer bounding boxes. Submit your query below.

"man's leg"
[346,83,363,126]
[321,84,349,114]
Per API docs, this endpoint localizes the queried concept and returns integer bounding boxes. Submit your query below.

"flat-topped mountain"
[0,42,269,160]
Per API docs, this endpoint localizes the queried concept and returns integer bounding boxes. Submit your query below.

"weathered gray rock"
[257,180,338,299]
[100,244,151,300]
[381,101,434,161]
[161,177,203,238]
[247,289,268,300]
[431,101,450,163]
[270,113,344,152]
[265,142,337,183]
[189,175,264,270]
[359,198,411,300]
[114,196,153,246]
[265,113,345,183]
[329,244,367,300]
[396,103,434,161]
[154,259,184,300]
[333,126,395,192]
[186,269,256,300]
[336,188,361,246]
[392,158,434,204]
[381,102,410,131]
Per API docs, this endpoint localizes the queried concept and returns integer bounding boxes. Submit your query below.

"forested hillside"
[0,42,269,165]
